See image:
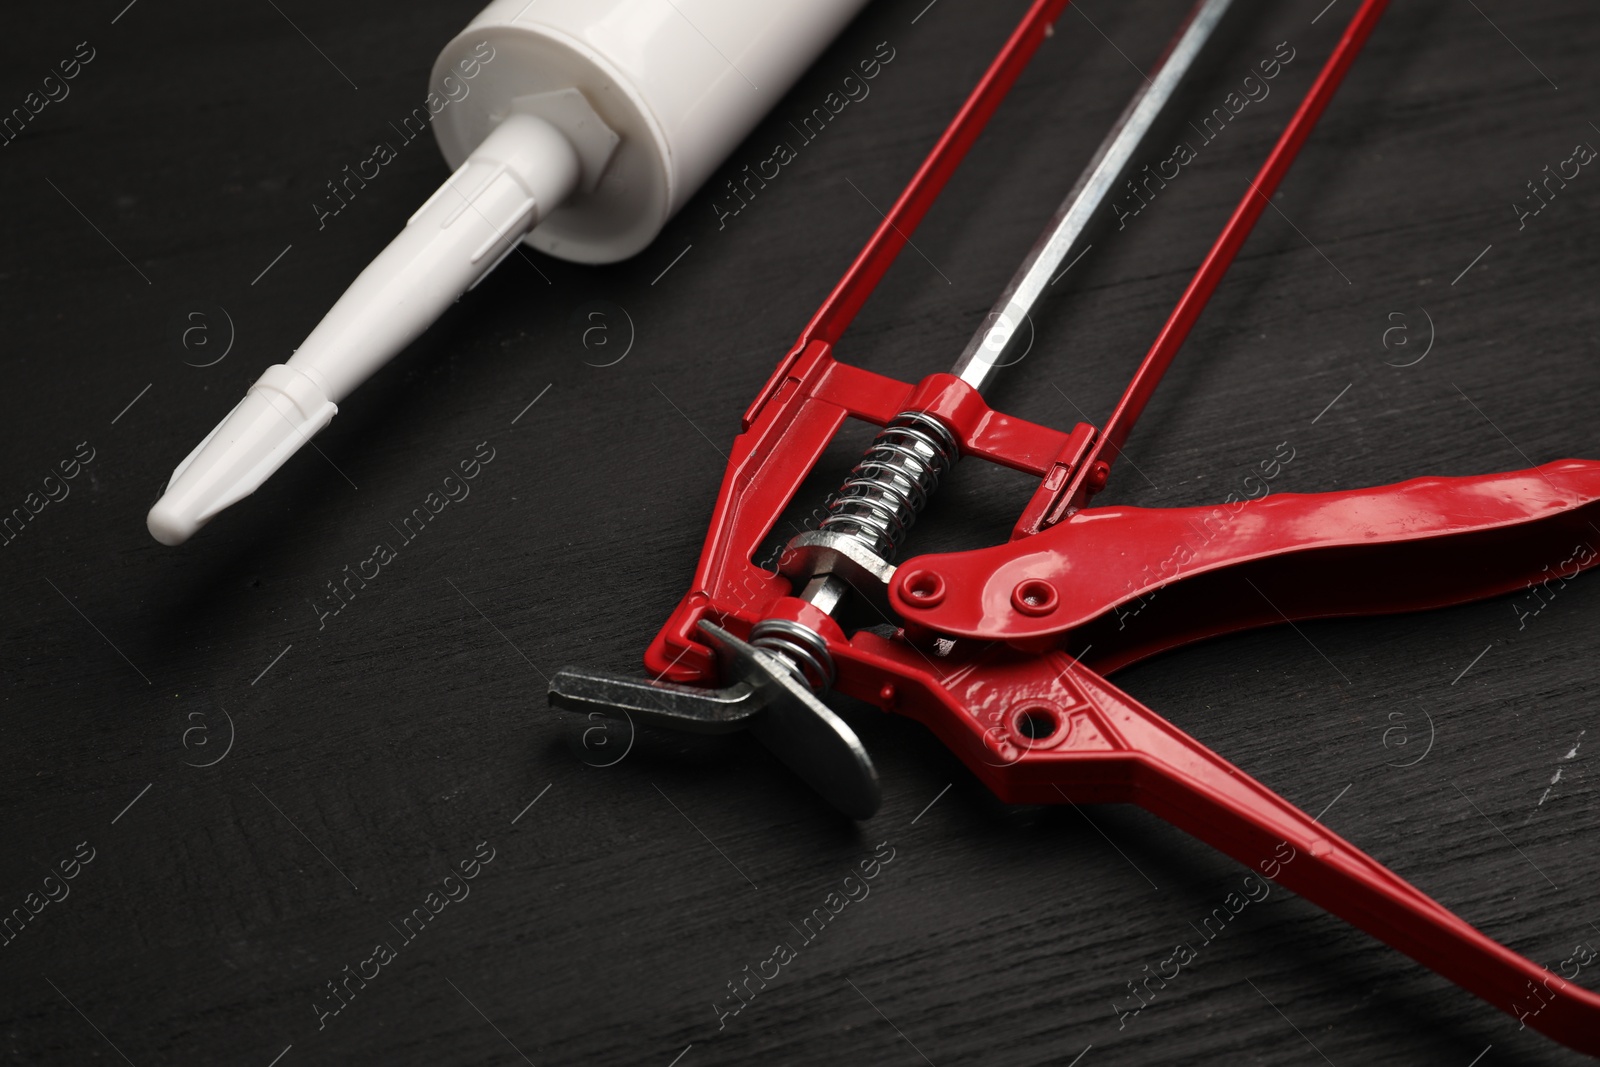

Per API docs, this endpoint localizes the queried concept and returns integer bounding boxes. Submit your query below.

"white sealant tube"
[149,0,870,546]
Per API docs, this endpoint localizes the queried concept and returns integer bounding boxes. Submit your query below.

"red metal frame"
[636,0,1600,1053]
[1055,0,1389,518]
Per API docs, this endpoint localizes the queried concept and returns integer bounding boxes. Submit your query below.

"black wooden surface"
[3,1,1598,1064]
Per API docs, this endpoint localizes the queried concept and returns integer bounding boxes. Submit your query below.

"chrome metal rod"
[792,0,1235,622]
[950,0,1235,394]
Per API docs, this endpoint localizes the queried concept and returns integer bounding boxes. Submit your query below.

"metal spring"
[818,412,959,560]
[750,618,835,692]
[749,617,836,693]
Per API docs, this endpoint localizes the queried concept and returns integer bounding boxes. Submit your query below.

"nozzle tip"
[147,496,199,546]
[145,364,338,547]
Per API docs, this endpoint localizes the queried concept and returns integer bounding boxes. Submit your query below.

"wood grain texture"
[2,1,1597,1064]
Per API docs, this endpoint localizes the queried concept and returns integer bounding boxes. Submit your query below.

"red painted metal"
[739,0,1075,432]
[649,0,1082,684]
[1050,0,1391,522]
[635,0,1600,1053]
[829,633,1600,1054]
[891,460,1600,670]
[643,352,1088,683]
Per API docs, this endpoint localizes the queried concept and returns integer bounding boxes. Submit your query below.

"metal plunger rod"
[795,0,1233,606]
[950,0,1236,394]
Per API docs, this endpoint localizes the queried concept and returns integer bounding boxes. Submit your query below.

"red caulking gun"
[551,0,1600,1052]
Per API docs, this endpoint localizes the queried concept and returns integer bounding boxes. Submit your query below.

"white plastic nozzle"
[151,0,870,546]
[148,112,583,545]
[148,364,338,546]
